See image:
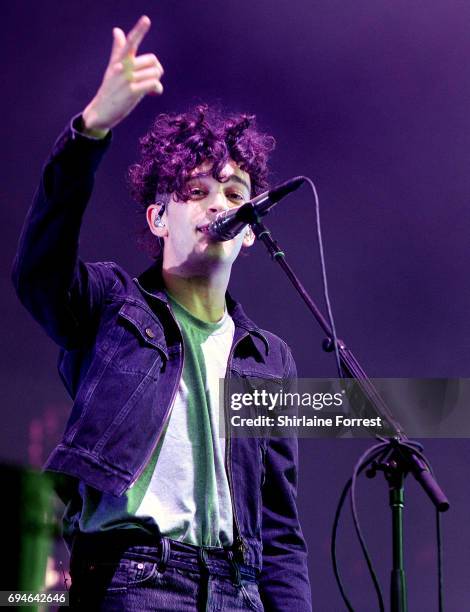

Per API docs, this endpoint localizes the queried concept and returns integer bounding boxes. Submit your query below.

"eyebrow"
[229,175,251,193]
[189,172,251,194]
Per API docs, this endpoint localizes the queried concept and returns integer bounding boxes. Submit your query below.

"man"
[13,15,312,611]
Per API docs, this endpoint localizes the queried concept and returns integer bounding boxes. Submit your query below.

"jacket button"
[145,327,155,338]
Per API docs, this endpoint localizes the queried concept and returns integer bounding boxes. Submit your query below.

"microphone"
[197,176,305,241]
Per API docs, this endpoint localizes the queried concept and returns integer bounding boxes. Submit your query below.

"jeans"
[68,532,264,611]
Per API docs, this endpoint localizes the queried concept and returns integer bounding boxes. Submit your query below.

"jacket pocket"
[62,302,167,446]
[109,301,167,376]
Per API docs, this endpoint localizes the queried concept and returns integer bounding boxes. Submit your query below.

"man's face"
[147,159,255,276]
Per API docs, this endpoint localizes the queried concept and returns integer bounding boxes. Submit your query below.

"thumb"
[109,27,126,63]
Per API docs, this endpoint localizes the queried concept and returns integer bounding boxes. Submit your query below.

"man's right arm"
[12,118,114,348]
[12,16,164,349]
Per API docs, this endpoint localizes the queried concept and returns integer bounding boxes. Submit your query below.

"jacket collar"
[134,261,270,356]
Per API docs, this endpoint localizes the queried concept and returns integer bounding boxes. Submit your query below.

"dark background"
[3,1,470,609]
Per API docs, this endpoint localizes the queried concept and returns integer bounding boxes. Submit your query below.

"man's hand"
[82,15,164,136]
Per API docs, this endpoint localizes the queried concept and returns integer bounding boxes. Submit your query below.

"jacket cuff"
[50,113,113,173]
[70,114,111,142]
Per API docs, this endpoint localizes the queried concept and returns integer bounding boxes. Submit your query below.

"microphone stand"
[245,211,450,612]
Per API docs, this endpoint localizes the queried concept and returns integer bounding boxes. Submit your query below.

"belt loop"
[198,546,209,572]
[227,550,242,587]
[158,537,170,573]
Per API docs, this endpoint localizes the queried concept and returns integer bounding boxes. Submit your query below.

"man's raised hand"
[82,16,164,136]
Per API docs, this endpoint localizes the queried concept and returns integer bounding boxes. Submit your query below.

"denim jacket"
[12,118,312,611]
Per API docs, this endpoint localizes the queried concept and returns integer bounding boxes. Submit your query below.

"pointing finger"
[122,15,151,58]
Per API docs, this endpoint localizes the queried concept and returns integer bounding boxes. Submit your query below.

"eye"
[189,187,207,199]
[227,192,246,204]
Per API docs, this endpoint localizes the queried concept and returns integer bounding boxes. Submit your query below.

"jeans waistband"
[71,530,258,582]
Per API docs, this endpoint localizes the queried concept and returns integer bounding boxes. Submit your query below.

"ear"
[146,203,168,238]
[242,225,255,248]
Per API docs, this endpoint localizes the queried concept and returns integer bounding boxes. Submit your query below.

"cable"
[331,477,355,611]
[332,440,390,610]
[350,444,387,611]
[301,176,387,605]
[303,176,343,378]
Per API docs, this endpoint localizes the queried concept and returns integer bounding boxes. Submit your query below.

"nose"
[207,190,230,216]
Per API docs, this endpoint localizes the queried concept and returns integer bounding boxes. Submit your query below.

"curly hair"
[128,104,275,258]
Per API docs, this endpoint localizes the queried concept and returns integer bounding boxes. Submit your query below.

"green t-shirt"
[63,294,235,548]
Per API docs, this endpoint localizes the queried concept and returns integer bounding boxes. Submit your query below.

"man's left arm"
[258,347,312,611]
